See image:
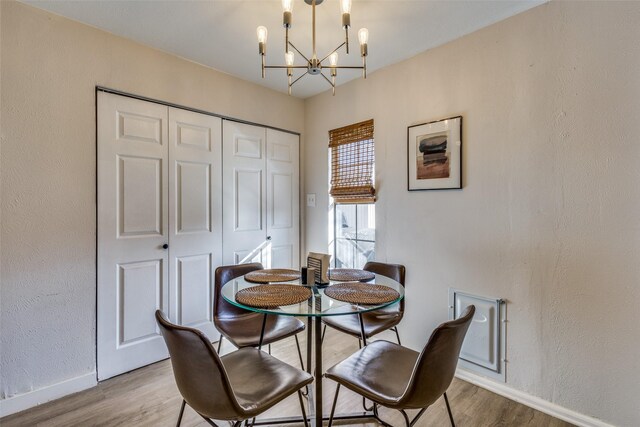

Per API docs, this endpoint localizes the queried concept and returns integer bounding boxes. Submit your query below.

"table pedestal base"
[251,317,388,427]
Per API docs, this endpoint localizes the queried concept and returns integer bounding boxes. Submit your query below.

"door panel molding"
[116,259,164,347]
[176,253,213,327]
[176,161,211,234]
[117,155,163,237]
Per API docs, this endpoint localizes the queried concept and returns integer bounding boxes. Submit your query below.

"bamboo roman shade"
[329,119,375,204]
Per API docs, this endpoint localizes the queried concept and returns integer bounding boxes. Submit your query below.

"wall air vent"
[449,289,507,382]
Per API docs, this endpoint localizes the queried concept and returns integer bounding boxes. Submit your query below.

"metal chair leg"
[306,317,312,374]
[258,314,267,350]
[297,390,309,427]
[373,403,394,427]
[294,334,305,370]
[443,392,456,427]
[358,313,368,345]
[321,324,327,343]
[362,396,373,411]
[199,414,221,426]
[400,409,411,427]
[327,384,340,427]
[217,336,223,353]
[411,408,427,426]
[176,399,186,427]
[393,326,402,345]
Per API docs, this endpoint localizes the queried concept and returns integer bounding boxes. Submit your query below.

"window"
[331,204,375,268]
[328,119,375,268]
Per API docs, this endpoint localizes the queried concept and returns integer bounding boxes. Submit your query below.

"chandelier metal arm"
[319,41,347,64]
[287,41,311,64]
[290,73,308,88]
[321,71,336,96]
[327,65,365,70]
[264,65,309,69]
[320,72,334,88]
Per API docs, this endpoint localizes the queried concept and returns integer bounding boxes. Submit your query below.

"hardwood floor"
[1,328,573,427]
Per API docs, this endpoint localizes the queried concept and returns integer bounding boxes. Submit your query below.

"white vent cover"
[449,289,506,382]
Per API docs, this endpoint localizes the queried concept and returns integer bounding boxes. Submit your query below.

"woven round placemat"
[236,284,312,308]
[328,268,375,282]
[324,282,400,305]
[244,269,301,283]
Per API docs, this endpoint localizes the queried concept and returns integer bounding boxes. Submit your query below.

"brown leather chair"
[215,263,305,368]
[322,261,406,345]
[156,310,313,427]
[325,305,475,427]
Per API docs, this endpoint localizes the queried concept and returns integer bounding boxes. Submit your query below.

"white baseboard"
[0,372,97,418]
[455,369,614,427]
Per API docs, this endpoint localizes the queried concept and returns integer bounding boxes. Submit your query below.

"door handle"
[162,243,169,249]
[266,236,272,241]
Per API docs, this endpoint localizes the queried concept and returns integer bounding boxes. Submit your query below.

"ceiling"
[23,0,545,99]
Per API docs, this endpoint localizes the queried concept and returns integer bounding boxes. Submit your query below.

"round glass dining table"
[221,273,405,427]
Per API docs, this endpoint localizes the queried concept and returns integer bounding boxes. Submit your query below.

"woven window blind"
[329,119,375,204]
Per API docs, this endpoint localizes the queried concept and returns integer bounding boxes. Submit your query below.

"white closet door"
[266,129,300,269]
[97,92,169,380]
[168,107,221,340]
[222,121,268,265]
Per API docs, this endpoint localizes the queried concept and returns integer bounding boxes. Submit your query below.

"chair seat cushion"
[222,348,313,417]
[216,313,305,348]
[322,306,401,339]
[324,340,418,408]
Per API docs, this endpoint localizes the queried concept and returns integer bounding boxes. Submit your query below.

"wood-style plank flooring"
[1,328,573,427]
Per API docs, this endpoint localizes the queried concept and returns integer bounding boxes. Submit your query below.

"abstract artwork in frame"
[407,115,462,191]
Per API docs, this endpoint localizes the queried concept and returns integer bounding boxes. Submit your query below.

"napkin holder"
[307,252,331,286]
[300,267,316,286]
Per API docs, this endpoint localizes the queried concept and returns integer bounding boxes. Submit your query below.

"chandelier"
[257,0,369,96]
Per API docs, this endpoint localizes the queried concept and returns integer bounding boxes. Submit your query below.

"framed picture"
[407,115,462,191]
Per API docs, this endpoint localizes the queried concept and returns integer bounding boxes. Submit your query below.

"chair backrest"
[363,261,406,310]
[400,305,475,408]
[155,310,243,420]
[214,263,264,320]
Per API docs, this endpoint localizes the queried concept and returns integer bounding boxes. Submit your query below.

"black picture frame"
[407,115,462,191]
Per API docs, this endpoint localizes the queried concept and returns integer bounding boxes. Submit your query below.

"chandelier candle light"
[257,0,369,96]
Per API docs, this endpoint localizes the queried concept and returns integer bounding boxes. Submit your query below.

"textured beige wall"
[305,2,640,426]
[0,0,304,400]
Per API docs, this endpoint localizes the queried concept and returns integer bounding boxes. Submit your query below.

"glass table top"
[221,273,405,317]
